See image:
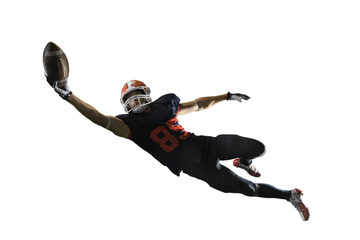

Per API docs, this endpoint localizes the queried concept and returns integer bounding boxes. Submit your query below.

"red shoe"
[233,158,261,177]
[289,189,310,221]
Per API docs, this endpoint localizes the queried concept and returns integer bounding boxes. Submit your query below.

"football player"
[53,80,310,221]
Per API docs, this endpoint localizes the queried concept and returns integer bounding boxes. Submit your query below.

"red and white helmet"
[120,80,152,113]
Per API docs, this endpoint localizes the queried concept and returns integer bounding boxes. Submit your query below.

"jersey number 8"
[150,126,179,152]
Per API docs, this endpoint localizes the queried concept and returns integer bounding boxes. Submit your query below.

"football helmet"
[120,80,152,113]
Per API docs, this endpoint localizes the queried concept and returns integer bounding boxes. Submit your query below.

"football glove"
[227,92,250,102]
[54,81,72,100]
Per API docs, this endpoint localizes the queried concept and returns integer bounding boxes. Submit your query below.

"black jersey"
[116,94,194,175]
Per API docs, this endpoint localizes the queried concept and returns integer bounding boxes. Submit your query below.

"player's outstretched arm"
[178,93,227,115]
[43,42,130,138]
[178,92,250,115]
[66,93,131,138]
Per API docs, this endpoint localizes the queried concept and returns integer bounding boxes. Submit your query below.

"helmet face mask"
[122,93,152,113]
[120,80,152,113]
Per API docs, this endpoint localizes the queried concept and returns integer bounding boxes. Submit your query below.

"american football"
[43,42,69,87]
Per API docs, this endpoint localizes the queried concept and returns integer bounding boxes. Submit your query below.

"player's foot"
[233,158,261,177]
[289,188,310,221]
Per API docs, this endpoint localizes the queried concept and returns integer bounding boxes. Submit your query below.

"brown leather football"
[43,42,69,87]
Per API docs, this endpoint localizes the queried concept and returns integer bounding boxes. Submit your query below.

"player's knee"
[242,182,259,197]
[253,140,266,158]
[210,180,259,196]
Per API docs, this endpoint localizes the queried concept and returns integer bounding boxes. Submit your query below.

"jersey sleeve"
[155,93,180,117]
[115,114,133,139]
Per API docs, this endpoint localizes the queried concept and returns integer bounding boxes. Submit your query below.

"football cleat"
[289,188,310,221]
[233,158,261,177]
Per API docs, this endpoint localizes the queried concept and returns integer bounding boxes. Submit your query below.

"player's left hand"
[227,92,250,102]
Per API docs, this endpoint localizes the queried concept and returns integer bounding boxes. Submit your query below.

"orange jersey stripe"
[165,116,189,140]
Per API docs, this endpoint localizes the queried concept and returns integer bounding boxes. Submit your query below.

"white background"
[1,0,359,239]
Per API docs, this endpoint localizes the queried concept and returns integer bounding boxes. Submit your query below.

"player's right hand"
[54,81,72,100]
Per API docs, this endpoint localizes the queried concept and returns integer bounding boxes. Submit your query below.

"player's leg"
[202,163,291,200]
[216,134,265,162]
[215,134,265,176]
[205,165,310,220]
[181,136,309,220]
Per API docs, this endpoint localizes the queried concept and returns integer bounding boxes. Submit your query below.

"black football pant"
[182,135,291,200]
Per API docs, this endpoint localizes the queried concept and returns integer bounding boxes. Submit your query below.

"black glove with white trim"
[227,92,250,102]
[54,81,72,100]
